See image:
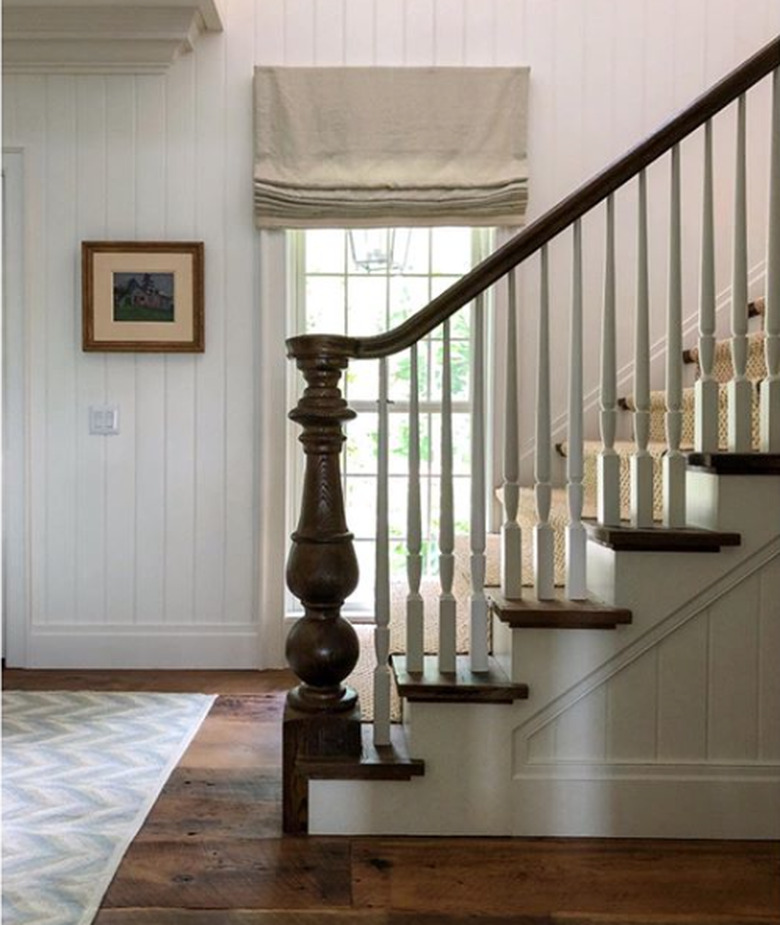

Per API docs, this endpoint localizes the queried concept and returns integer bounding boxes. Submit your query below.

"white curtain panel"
[253,66,530,228]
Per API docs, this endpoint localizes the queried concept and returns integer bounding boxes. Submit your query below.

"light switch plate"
[89,404,119,435]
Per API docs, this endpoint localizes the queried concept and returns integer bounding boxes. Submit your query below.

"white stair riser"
[310,702,514,836]
[686,469,780,539]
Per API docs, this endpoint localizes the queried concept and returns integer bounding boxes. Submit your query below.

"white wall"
[3,0,779,668]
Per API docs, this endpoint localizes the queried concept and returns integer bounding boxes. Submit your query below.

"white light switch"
[89,405,120,435]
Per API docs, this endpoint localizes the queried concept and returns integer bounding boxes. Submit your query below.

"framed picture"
[82,241,204,352]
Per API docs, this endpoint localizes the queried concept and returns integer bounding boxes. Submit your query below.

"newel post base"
[282,335,363,834]
[282,699,362,834]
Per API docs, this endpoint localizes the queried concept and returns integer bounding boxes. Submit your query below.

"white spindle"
[761,67,780,451]
[501,270,522,599]
[470,296,488,673]
[406,344,424,673]
[598,194,621,526]
[374,358,391,746]
[695,120,719,452]
[438,321,457,674]
[534,247,555,600]
[631,170,654,528]
[729,94,752,452]
[664,144,687,526]
[566,220,587,600]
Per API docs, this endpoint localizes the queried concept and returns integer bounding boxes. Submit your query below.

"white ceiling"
[2,0,224,74]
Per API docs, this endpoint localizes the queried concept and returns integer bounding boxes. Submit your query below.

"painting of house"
[113,271,175,322]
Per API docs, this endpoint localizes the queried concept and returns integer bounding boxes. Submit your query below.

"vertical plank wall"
[3,0,779,667]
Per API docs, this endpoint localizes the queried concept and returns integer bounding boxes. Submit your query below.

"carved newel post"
[283,334,362,833]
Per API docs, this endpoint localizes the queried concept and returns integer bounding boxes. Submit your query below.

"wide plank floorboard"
[352,838,779,918]
[92,913,548,924]
[4,668,779,924]
[101,837,353,910]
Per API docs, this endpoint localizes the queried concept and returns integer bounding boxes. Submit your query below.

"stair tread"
[391,654,528,703]
[687,451,780,475]
[559,439,668,456]
[299,722,425,781]
[489,590,632,629]
[584,519,741,551]
[684,329,765,367]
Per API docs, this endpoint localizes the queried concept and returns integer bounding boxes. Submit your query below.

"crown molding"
[2,0,224,74]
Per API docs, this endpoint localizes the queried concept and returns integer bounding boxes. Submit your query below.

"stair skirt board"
[312,476,780,839]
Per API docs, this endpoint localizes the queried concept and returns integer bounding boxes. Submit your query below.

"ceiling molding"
[2,0,224,75]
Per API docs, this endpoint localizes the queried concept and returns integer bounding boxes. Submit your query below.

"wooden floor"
[4,668,780,924]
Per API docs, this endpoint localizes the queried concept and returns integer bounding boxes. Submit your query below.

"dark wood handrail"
[287,33,779,363]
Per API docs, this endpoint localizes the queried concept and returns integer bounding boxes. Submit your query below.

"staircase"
[282,36,780,840]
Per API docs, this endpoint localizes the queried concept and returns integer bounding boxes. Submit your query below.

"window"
[287,227,493,616]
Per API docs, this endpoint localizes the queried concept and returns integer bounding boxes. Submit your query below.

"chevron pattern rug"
[2,690,216,925]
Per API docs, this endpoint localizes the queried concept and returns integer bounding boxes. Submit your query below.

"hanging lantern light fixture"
[347,228,412,273]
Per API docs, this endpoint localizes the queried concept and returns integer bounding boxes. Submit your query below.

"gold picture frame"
[82,241,204,352]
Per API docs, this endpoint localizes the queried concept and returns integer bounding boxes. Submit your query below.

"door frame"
[3,147,30,666]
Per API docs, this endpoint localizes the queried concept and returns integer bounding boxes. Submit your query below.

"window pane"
[345,358,379,403]
[389,276,429,327]
[347,276,388,336]
[344,413,378,475]
[452,413,472,474]
[305,229,346,274]
[431,227,473,274]
[452,476,471,535]
[345,477,377,538]
[388,353,411,403]
[387,475,407,539]
[305,277,345,333]
[399,228,430,274]
[389,414,411,475]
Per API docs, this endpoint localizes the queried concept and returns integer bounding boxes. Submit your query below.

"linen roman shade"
[253,66,530,228]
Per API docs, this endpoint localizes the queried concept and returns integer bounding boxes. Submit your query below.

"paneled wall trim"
[3,0,779,669]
